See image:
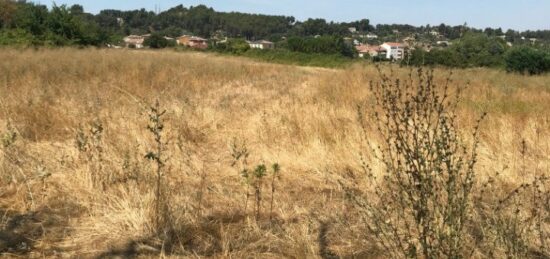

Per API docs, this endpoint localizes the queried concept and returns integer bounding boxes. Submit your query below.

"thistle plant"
[145,99,170,233]
[349,67,486,258]
[230,139,250,213]
[1,120,17,148]
[253,164,267,220]
[477,137,550,258]
[269,163,280,221]
[75,119,105,189]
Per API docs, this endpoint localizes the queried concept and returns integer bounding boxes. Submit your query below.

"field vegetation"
[0,48,549,258]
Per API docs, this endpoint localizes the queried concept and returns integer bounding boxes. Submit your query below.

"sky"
[39,0,550,31]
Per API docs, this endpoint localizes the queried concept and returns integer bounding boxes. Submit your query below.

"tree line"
[0,1,549,74]
[405,32,550,75]
[2,1,550,46]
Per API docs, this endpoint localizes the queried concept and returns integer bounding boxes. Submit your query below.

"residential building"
[366,33,378,39]
[381,42,406,60]
[348,27,357,33]
[123,35,145,48]
[177,35,208,49]
[249,40,275,49]
[355,44,386,58]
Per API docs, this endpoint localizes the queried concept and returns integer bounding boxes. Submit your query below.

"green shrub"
[505,47,550,75]
[211,38,250,54]
[286,36,355,57]
[0,28,35,46]
[144,33,169,49]
[241,48,353,68]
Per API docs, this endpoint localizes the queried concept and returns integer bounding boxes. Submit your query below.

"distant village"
[121,25,540,61]
[121,34,275,51]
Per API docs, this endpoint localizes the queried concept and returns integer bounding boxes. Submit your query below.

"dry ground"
[0,48,549,258]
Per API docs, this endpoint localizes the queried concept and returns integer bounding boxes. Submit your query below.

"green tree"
[0,0,17,28]
[505,47,550,75]
[46,4,85,45]
[144,33,169,48]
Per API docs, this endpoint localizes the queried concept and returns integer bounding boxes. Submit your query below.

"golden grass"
[0,48,549,257]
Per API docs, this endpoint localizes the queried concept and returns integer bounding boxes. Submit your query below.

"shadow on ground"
[0,200,84,256]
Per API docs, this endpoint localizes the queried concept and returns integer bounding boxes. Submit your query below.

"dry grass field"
[0,48,549,258]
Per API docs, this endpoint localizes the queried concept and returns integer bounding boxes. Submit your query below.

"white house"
[249,40,274,49]
[366,33,378,39]
[123,35,145,48]
[381,42,406,60]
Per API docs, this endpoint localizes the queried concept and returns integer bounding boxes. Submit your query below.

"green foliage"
[286,36,355,57]
[409,32,508,68]
[45,4,85,45]
[0,0,17,28]
[240,48,354,68]
[0,28,34,46]
[211,38,250,54]
[144,33,169,48]
[505,47,550,75]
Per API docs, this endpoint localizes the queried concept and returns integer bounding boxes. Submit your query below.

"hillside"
[0,48,549,257]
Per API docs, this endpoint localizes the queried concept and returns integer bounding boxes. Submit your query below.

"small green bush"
[144,33,169,49]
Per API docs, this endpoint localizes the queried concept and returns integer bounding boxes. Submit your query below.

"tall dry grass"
[0,48,548,257]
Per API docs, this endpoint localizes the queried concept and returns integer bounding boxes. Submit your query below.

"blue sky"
[40,0,550,31]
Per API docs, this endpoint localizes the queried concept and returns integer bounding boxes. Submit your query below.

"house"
[381,42,406,60]
[430,30,440,36]
[366,33,378,39]
[249,40,275,49]
[355,44,386,58]
[177,35,208,49]
[123,35,146,48]
[348,27,357,33]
